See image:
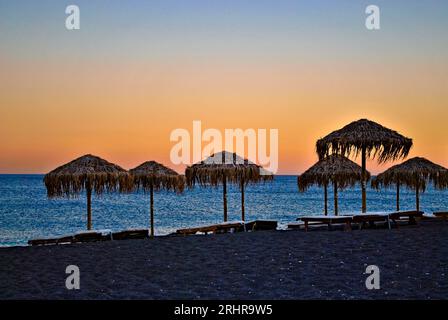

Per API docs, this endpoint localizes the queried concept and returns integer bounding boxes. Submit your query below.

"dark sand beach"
[0,221,446,300]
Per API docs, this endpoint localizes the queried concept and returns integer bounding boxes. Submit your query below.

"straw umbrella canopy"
[371,157,448,211]
[185,151,273,222]
[298,155,370,215]
[129,161,185,237]
[44,154,131,230]
[316,119,412,213]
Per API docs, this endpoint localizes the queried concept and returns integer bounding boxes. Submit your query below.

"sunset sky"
[1,0,447,174]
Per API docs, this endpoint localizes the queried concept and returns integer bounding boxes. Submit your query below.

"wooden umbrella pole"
[396,182,400,211]
[334,181,338,216]
[324,182,328,216]
[223,175,228,222]
[241,179,245,221]
[361,145,367,213]
[150,183,154,237]
[86,182,92,230]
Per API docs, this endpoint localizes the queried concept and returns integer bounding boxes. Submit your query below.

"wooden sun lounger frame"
[288,221,334,230]
[389,210,424,225]
[28,230,113,246]
[28,235,74,246]
[111,229,150,240]
[433,211,448,221]
[72,231,112,243]
[351,214,392,230]
[176,222,245,236]
[176,220,278,235]
[298,210,424,232]
[29,220,278,245]
[299,216,353,232]
[245,220,278,231]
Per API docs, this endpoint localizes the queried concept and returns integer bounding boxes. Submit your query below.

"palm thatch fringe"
[130,161,185,193]
[185,151,273,188]
[298,154,370,192]
[316,119,413,163]
[371,157,448,192]
[44,154,132,198]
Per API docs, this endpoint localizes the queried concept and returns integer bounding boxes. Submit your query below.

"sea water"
[0,174,447,247]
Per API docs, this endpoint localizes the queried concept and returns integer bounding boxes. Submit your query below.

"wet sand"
[0,221,447,299]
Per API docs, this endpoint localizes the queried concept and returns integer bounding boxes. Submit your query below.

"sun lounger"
[28,235,72,246]
[295,210,426,233]
[421,212,448,221]
[352,214,391,229]
[389,210,424,225]
[176,221,245,235]
[72,229,112,243]
[288,221,331,230]
[56,235,76,244]
[433,211,448,221]
[28,238,57,246]
[343,212,394,229]
[299,216,353,232]
[29,228,149,246]
[245,220,277,231]
[343,211,423,229]
[112,229,150,240]
[421,213,438,220]
[287,222,303,230]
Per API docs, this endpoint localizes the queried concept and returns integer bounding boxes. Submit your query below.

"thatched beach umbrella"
[316,119,412,213]
[44,154,131,230]
[129,161,185,237]
[185,151,273,222]
[371,157,448,211]
[298,155,370,215]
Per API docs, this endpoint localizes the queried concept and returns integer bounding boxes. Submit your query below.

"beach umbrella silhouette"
[298,155,369,216]
[316,119,412,213]
[371,157,448,211]
[185,151,273,222]
[44,154,132,230]
[129,161,185,237]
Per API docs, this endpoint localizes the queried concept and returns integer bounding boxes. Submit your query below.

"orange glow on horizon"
[1,57,447,174]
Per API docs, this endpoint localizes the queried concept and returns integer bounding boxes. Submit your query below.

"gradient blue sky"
[2,0,448,62]
[1,0,447,173]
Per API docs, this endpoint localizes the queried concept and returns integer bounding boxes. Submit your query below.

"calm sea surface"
[1,174,447,246]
